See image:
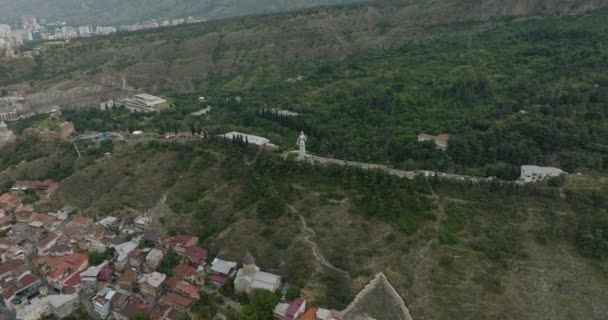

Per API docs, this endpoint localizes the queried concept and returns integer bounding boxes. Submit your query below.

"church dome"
[243,251,255,265]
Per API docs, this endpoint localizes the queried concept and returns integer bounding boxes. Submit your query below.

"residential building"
[55,205,75,220]
[183,245,207,266]
[159,292,194,313]
[145,248,164,272]
[284,298,306,320]
[37,233,59,255]
[171,263,197,283]
[128,248,146,267]
[0,193,20,210]
[165,234,198,253]
[234,252,281,294]
[33,253,88,291]
[520,165,565,183]
[15,294,78,320]
[113,240,139,270]
[209,258,237,285]
[93,288,116,319]
[164,276,199,299]
[138,272,166,298]
[117,268,137,289]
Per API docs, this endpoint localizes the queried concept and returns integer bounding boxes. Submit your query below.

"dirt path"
[287,204,350,277]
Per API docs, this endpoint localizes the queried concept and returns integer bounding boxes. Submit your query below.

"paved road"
[303,154,491,183]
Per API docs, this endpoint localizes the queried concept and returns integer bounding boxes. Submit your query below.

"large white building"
[122,93,167,112]
[520,165,565,183]
[219,131,278,149]
[16,294,79,320]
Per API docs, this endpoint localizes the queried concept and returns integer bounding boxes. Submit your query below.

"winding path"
[287,204,350,277]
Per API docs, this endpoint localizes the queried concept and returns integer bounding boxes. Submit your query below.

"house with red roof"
[159,292,194,313]
[171,263,197,283]
[97,262,114,283]
[164,234,198,253]
[0,215,13,231]
[118,268,137,289]
[164,276,199,299]
[33,253,88,291]
[183,246,207,266]
[37,233,59,255]
[0,193,20,211]
[0,273,43,310]
[128,248,146,267]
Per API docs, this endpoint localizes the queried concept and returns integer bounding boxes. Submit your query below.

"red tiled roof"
[300,307,318,320]
[171,235,198,248]
[161,292,194,307]
[128,248,145,258]
[0,215,12,225]
[0,260,28,277]
[211,273,227,284]
[19,274,39,288]
[172,263,196,278]
[63,273,81,287]
[165,276,198,298]
[184,246,207,265]
[119,268,137,283]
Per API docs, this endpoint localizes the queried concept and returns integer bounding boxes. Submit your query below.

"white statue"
[296,131,307,161]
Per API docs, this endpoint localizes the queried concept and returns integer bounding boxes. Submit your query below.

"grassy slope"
[5,138,607,319]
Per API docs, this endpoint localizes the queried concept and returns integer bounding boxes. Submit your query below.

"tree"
[129,312,151,320]
[285,285,301,301]
[239,289,280,320]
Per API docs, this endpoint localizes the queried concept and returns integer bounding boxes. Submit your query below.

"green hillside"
[2,135,608,319]
[12,6,608,178]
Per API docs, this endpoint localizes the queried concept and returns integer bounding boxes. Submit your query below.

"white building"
[112,240,138,269]
[78,26,90,36]
[16,294,79,320]
[520,165,565,183]
[122,93,167,112]
[93,288,115,319]
[219,131,278,149]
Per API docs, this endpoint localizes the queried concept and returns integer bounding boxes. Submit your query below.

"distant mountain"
[0,0,361,25]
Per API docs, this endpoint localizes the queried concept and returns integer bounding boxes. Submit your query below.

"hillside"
[8,6,606,180]
[2,136,608,319]
[0,0,361,25]
[2,0,608,89]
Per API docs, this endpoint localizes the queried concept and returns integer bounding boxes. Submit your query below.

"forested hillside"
[21,6,608,178]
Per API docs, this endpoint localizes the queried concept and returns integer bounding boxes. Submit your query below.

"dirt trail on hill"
[288,204,350,277]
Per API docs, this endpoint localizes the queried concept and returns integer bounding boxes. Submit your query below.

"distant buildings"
[520,165,565,183]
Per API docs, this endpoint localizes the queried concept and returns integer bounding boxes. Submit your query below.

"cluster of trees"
[190,10,608,177]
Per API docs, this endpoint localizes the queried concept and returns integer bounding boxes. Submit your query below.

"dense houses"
[0,176,414,320]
